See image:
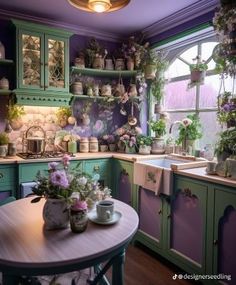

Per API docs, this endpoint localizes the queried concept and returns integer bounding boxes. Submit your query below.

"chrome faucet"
[168,121,182,154]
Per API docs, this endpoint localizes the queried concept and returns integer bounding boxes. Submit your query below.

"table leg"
[112,249,125,285]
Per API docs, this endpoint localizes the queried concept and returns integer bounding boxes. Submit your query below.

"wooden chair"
[0,196,16,206]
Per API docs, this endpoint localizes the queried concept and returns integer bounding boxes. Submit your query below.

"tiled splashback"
[8,98,140,152]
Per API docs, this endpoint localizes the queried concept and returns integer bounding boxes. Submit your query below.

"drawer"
[0,166,16,187]
[18,160,83,183]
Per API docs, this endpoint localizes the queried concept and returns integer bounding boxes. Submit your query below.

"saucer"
[88,211,122,225]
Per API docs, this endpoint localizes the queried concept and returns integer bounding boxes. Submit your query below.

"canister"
[79,137,89,153]
[89,137,98,153]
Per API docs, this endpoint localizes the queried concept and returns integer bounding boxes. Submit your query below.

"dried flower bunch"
[31,154,111,209]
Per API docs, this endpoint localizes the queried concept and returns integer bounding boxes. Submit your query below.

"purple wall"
[148,11,215,45]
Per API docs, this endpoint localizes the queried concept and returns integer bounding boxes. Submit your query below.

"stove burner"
[17,151,66,160]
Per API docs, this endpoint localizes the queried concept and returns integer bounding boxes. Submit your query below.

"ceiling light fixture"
[67,0,130,13]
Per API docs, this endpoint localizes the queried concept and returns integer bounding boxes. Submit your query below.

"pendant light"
[67,0,130,13]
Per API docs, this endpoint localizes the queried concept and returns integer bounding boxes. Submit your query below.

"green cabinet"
[83,159,111,189]
[209,185,236,284]
[12,19,72,106]
[166,176,207,274]
[113,159,137,206]
[0,164,16,200]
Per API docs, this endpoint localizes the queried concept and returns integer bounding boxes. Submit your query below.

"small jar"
[0,77,9,90]
[8,143,16,156]
[70,200,88,233]
[79,137,89,153]
[0,41,5,59]
[89,137,98,153]
[68,141,77,154]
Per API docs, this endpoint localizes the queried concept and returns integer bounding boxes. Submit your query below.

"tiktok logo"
[172,274,177,280]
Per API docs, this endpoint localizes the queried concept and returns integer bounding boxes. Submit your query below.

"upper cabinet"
[12,19,73,106]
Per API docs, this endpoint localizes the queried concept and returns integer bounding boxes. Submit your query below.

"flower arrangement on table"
[31,154,111,208]
[175,114,202,153]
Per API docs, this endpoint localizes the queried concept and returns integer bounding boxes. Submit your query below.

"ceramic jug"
[0,41,5,59]
[0,77,9,90]
[105,59,114,70]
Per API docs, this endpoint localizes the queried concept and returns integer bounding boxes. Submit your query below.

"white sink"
[138,156,207,171]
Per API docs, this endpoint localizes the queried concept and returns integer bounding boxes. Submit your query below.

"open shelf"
[0,89,12,95]
[71,94,140,102]
[70,67,137,78]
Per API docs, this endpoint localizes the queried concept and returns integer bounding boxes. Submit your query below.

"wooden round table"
[0,197,139,285]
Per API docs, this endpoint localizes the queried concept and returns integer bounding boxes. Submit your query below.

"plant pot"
[127,59,134,71]
[182,139,195,155]
[144,64,156,80]
[100,144,108,152]
[108,143,116,152]
[151,138,165,154]
[93,57,104,69]
[190,70,206,83]
[9,118,23,130]
[0,145,8,157]
[139,145,151,155]
[115,59,125,71]
[217,151,231,162]
[43,198,69,230]
[125,145,136,154]
[226,158,236,180]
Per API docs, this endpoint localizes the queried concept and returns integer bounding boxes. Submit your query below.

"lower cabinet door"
[138,187,163,249]
[167,177,207,273]
[213,187,236,285]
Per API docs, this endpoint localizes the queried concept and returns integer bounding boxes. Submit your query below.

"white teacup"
[96,200,114,222]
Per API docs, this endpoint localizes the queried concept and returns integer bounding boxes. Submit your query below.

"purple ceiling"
[0,0,219,37]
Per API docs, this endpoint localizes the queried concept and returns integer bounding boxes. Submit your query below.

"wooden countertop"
[176,167,236,188]
[0,152,235,188]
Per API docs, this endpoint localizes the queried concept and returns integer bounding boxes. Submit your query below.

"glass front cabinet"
[12,19,72,106]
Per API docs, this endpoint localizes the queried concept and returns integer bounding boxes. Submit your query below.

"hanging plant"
[188,56,208,89]
[6,104,25,130]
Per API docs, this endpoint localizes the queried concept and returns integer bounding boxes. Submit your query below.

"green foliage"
[148,119,166,137]
[176,114,202,145]
[7,104,25,121]
[214,128,236,156]
[189,62,208,72]
[136,134,153,146]
[0,132,9,145]
[56,107,72,120]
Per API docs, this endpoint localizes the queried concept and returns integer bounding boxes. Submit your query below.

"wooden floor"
[115,244,194,285]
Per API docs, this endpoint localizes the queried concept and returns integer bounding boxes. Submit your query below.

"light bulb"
[88,0,112,13]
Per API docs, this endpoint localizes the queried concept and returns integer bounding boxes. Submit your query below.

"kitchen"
[0,0,236,284]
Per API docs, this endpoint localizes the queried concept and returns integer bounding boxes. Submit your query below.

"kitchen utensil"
[25,126,46,154]
[128,101,137,126]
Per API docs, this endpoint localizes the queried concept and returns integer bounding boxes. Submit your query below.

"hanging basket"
[190,70,206,84]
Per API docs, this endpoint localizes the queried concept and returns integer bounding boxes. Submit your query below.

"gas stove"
[17,151,66,160]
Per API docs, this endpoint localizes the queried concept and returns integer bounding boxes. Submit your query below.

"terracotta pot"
[93,57,104,69]
[9,118,23,130]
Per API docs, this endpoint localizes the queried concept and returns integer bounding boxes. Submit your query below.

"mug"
[206,161,217,174]
[96,200,114,222]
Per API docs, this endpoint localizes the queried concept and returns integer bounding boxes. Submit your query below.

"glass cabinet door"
[45,35,69,92]
[19,31,44,89]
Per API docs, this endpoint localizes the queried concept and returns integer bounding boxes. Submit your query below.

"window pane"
[167,58,189,78]
[201,42,218,62]
[207,59,217,70]
[165,80,196,110]
[199,112,222,149]
[199,75,219,108]
[180,45,198,63]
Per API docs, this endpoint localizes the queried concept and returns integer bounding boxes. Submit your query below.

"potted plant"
[214,128,236,162]
[137,134,153,154]
[148,118,166,154]
[176,114,202,155]
[217,91,236,128]
[85,38,107,69]
[6,104,25,130]
[188,56,208,88]
[0,132,9,157]
[56,107,76,128]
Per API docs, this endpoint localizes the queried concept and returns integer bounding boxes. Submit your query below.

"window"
[157,33,234,149]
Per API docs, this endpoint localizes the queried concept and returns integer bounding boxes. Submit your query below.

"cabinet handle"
[0,172,3,179]
[45,85,48,89]
[158,209,162,215]
[40,62,43,66]
[167,214,171,219]
[93,165,100,172]
[45,63,48,66]
[213,240,218,245]
[121,168,129,176]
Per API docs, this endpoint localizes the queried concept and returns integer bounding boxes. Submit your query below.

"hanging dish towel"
[144,165,163,195]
